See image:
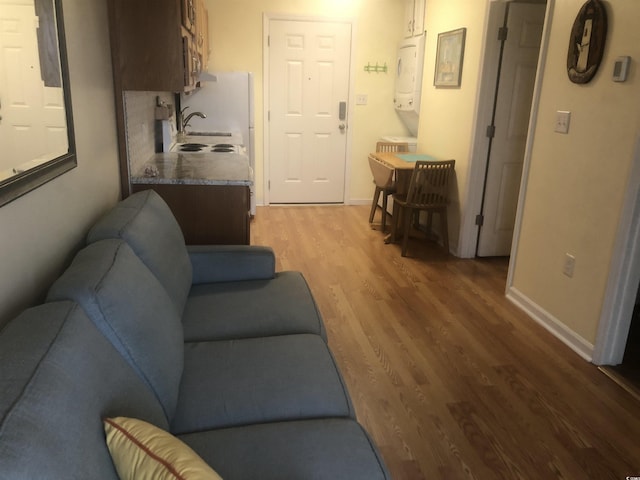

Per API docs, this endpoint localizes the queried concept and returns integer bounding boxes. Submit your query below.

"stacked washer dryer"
[382,35,426,151]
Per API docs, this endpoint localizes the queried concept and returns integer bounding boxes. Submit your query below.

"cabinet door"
[132,184,250,245]
[201,4,210,68]
[182,36,193,91]
[413,0,425,36]
[181,0,196,34]
[195,0,208,67]
[403,0,425,37]
[108,0,185,91]
[403,0,415,38]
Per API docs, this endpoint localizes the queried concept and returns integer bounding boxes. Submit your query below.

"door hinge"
[268,110,270,121]
[267,35,270,47]
[486,125,496,138]
[476,214,484,226]
[268,180,271,190]
[498,26,508,41]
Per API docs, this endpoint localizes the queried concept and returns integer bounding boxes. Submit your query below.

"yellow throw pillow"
[103,417,223,480]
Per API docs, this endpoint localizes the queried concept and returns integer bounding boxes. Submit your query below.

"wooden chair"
[390,160,455,257]
[368,141,409,231]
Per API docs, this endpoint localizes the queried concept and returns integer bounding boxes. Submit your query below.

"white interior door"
[476,3,545,257]
[268,18,351,204]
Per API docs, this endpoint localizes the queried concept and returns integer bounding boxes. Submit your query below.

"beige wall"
[512,0,640,345]
[417,0,640,352]
[0,0,120,326]
[204,0,411,205]
[417,0,489,253]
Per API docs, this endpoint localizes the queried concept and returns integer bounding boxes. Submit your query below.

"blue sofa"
[0,190,389,479]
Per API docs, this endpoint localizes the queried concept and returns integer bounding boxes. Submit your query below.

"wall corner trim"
[506,286,594,363]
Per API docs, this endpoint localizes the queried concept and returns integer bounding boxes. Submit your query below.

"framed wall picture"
[434,28,467,88]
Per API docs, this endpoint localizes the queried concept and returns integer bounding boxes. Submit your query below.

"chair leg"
[390,201,400,243]
[381,192,389,232]
[440,208,449,254]
[401,207,412,257]
[369,187,381,223]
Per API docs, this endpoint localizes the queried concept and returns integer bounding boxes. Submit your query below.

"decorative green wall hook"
[364,62,388,73]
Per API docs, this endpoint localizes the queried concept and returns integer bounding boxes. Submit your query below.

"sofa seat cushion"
[183,271,327,342]
[0,302,169,480]
[179,418,390,480]
[46,239,184,420]
[171,334,354,433]
[87,189,192,315]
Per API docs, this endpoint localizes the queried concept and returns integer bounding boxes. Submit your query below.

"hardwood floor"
[251,205,640,480]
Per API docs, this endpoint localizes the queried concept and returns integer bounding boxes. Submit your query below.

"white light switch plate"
[356,94,368,105]
[555,111,571,134]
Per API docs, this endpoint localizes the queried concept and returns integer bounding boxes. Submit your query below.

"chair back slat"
[405,160,455,208]
[376,141,409,153]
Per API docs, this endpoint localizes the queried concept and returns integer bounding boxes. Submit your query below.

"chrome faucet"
[178,107,207,136]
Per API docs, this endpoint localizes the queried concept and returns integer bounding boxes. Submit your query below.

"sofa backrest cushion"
[46,239,184,420]
[0,302,169,480]
[86,189,192,315]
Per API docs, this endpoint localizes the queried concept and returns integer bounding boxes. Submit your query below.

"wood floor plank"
[251,205,640,480]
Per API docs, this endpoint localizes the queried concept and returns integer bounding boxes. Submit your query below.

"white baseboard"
[506,286,594,362]
[348,198,374,206]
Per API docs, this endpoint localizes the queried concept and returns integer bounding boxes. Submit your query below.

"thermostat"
[613,56,631,82]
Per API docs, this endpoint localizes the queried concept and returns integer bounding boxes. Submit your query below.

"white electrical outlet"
[356,94,368,106]
[563,253,576,277]
[555,111,571,134]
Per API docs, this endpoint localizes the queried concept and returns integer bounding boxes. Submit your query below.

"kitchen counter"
[131,152,253,186]
[130,151,252,245]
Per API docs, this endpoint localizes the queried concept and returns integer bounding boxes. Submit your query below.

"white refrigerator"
[181,72,255,215]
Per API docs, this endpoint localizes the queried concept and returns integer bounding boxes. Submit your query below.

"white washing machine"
[381,135,417,153]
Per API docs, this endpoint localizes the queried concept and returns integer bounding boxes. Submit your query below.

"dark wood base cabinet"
[132,184,250,245]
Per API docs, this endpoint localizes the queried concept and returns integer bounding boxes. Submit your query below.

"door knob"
[339,123,346,131]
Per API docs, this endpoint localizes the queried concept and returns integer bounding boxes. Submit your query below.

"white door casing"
[268,18,351,204]
[593,134,640,365]
[476,3,545,257]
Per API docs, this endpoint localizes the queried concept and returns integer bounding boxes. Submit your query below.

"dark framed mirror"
[0,0,76,207]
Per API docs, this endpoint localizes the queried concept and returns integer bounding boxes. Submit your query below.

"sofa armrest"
[187,245,276,284]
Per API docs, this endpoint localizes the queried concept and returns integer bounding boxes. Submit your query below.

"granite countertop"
[131,152,253,186]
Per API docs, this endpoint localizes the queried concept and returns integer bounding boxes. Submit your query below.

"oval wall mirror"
[0,0,76,207]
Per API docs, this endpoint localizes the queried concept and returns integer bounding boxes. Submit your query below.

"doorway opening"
[600,282,640,400]
[458,0,550,259]
[593,134,640,395]
[605,287,640,396]
[475,1,546,257]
